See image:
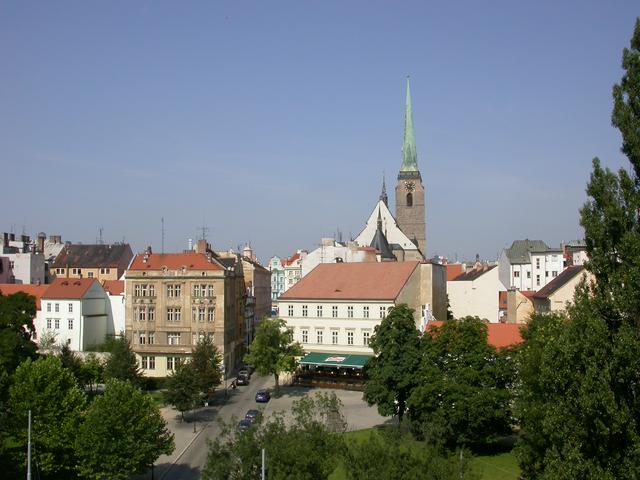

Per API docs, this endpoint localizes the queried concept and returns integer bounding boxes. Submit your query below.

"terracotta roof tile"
[43,278,99,299]
[102,280,124,295]
[428,320,523,349]
[128,252,224,271]
[280,261,420,301]
[445,264,463,281]
[0,284,49,310]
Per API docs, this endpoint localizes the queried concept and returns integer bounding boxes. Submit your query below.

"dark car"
[236,374,249,386]
[255,389,270,403]
[241,363,255,375]
[237,418,252,432]
[245,409,261,423]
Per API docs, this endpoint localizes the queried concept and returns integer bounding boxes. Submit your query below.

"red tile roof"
[280,261,420,301]
[102,280,124,295]
[281,252,301,267]
[445,264,463,281]
[0,284,49,310]
[43,278,99,299]
[427,320,523,349]
[128,252,224,271]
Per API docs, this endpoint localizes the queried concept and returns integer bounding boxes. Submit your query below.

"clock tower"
[395,78,426,257]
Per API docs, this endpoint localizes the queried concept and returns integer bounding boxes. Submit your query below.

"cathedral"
[355,79,427,261]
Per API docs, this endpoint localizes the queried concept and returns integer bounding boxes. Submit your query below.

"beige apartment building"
[51,243,134,282]
[124,244,245,378]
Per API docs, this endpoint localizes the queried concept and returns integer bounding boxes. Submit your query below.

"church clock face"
[404,181,415,192]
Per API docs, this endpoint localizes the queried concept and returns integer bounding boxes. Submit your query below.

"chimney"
[38,232,46,254]
[188,238,193,251]
[196,239,207,254]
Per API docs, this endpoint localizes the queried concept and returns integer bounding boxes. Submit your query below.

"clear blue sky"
[1,1,638,263]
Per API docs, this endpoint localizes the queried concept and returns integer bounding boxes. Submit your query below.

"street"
[140,375,389,480]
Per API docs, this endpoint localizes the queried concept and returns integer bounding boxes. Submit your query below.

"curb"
[158,422,208,480]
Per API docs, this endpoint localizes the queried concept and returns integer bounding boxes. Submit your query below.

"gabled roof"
[428,320,523,349]
[369,208,395,260]
[102,280,124,295]
[504,239,550,264]
[533,266,586,299]
[279,261,420,301]
[445,264,463,281]
[0,284,49,310]
[354,200,419,252]
[128,252,224,271]
[451,265,496,281]
[52,244,133,268]
[43,278,99,299]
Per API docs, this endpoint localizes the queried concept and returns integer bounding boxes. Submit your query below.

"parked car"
[241,363,255,375]
[236,374,249,386]
[255,389,270,403]
[238,369,251,379]
[237,418,252,432]
[245,409,261,423]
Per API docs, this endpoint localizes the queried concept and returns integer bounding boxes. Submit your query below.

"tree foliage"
[516,18,640,479]
[363,304,421,423]
[244,318,302,392]
[103,336,141,386]
[7,356,86,479]
[164,362,200,421]
[408,317,514,450]
[190,335,222,396]
[75,379,174,480]
[0,291,38,374]
[202,392,345,480]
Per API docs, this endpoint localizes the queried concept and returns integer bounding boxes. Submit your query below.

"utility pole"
[161,217,165,254]
[261,448,266,480]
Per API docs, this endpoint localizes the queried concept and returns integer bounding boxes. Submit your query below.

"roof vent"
[62,281,69,286]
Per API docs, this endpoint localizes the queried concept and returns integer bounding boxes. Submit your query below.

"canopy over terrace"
[298,352,372,369]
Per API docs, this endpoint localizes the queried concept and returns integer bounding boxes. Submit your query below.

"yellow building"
[124,244,245,378]
[51,243,134,282]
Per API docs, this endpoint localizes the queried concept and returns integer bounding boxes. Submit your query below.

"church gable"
[354,201,419,252]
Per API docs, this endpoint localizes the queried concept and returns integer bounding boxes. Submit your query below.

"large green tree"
[515,18,640,478]
[363,304,421,423]
[244,318,302,393]
[190,335,222,396]
[75,379,174,479]
[103,336,141,386]
[164,362,200,421]
[7,356,86,479]
[0,291,38,373]
[408,317,514,450]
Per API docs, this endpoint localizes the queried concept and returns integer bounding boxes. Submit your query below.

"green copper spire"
[400,77,419,173]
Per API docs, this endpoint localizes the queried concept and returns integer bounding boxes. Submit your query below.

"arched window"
[406,193,413,207]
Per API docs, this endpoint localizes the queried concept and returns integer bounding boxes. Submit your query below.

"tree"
[75,379,174,480]
[202,392,345,480]
[515,18,640,478]
[164,362,200,421]
[0,291,38,374]
[58,343,83,380]
[407,317,514,450]
[78,352,104,393]
[190,335,222,396]
[363,304,421,423]
[244,318,302,393]
[104,336,141,386]
[7,356,86,479]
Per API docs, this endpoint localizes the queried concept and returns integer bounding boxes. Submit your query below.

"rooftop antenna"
[199,221,209,241]
[98,227,104,245]
[161,217,165,254]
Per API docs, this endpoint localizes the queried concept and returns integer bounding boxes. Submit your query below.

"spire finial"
[380,171,388,206]
[400,77,419,174]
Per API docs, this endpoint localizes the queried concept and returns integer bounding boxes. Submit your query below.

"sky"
[1,1,638,264]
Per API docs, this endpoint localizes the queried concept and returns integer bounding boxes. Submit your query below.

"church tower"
[395,78,426,257]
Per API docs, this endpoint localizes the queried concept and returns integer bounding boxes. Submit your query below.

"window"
[141,356,155,370]
[148,307,155,322]
[363,306,369,318]
[545,271,549,278]
[347,331,354,345]
[301,329,308,343]
[514,271,520,278]
[47,303,51,313]
[552,271,558,277]
[68,303,73,313]
[167,284,182,298]
[207,308,215,322]
[139,332,146,345]
[87,271,94,278]
[536,275,541,286]
[317,330,323,344]
[536,258,541,268]
[379,306,387,318]
[207,285,214,297]
[332,330,339,344]
[55,303,59,313]
[148,332,155,344]
[136,307,146,322]
[317,305,323,317]
[100,268,110,274]
[302,305,308,317]
[135,284,155,297]
[9,261,15,269]
[54,319,60,329]
[193,284,214,297]
[363,331,370,346]
[288,305,294,316]
[526,271,531,279]
[347,306,354,318]
[406,192,413,207]
[72,268,80,275]
[68,319,73,330]
[167,357,180,371]
[168,333,180,345]
[167,308,181,322]
[198,307,206,323]
[332,306,338,318]
[46,318,51,329]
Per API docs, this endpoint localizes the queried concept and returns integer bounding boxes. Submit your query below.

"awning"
[298,352,372,369]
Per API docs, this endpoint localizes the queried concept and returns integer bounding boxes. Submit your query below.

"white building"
[35,278,109,351]
[447,265,506,323]
[300,238,378,277]
[498,240,564,291]
[102,280,125,336]
[3,252,46,285]
[281,250,307,293]
[268,256,285,303]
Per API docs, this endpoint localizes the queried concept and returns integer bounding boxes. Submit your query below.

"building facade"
[447,265,506,323]
[498,239,564,291]
[51,243,134,282]
[532,266,594,313]
[268,256,285,303]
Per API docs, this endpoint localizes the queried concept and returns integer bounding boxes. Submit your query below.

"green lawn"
[329,428,520,480]
[146,390,166,409]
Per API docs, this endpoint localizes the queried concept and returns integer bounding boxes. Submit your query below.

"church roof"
[399,78,420,176]
[369,208,395,260]
[354,200,419,253]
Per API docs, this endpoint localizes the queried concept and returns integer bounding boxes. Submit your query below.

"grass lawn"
[329,428,520,480]
[146,390,166,409]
